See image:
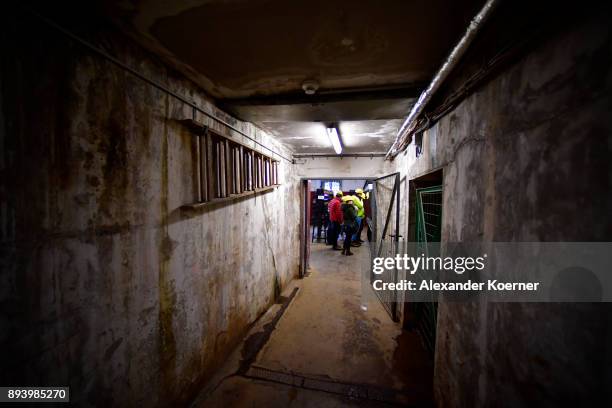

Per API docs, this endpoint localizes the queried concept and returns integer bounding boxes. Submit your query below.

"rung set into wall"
[183,119,280,208]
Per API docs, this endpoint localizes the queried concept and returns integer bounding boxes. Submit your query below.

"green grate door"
[414,186,443,356]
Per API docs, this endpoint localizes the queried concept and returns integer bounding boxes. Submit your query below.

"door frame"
[299,180,311,278]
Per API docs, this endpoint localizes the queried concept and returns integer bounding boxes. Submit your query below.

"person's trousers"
[327,221,341,246]
[343,225,354,251]
[357,216,366,240]
[352,217,362,241]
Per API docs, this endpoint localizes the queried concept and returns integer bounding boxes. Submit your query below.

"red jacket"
[328,198,343,223]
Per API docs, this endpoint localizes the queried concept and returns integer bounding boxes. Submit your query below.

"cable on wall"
[24,7,294,163]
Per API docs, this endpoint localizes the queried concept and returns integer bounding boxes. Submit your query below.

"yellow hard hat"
[336,190,343,196]
[355,188,364,194]
[342,195,353,202]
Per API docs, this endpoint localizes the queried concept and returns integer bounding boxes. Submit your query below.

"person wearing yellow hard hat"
[351,188,367,246]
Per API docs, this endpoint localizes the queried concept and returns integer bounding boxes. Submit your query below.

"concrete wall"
[386,14,612,407]
[296,156,386,179]
[309,179,366,192]
[0,15,300,406]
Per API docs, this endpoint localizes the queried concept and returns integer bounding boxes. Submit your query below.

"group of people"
[327,188,368,256]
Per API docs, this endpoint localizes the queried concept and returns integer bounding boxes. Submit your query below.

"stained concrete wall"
[296,156,386,179]
[309,179,366,192]
[0,14,300,406]
[386,13,612,407]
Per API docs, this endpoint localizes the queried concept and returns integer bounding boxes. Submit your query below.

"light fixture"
[326,127,343,155]
[302,79,319,95]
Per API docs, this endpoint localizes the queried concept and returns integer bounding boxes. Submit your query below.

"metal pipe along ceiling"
[385,0,500,159]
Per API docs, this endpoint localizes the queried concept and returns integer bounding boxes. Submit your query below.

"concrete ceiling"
[101,0,485,154]
[260,119,404,154]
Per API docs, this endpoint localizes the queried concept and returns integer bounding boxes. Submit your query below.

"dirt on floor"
[195,242,433,407]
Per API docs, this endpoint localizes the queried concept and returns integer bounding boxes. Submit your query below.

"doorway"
[299,178,370,277]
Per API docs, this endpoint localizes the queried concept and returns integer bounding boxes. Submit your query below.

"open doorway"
[299,178,371,276]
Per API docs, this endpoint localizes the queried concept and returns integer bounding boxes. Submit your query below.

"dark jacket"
[341,203,357,229]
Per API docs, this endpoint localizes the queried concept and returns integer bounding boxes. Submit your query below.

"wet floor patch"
[237,287,299,374]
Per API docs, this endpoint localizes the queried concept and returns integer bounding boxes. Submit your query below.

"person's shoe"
[332,246,342,250]
[351,242,361,247]
[357,239,365,243]
[346,251,354,256]
[341,249,346,255]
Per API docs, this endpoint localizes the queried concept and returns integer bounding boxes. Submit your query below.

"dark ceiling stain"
[149,0,485,98]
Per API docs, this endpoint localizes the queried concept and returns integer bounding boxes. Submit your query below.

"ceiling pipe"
[385,0,499,159]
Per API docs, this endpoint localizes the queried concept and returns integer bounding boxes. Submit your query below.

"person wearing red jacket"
[327,191,344,250]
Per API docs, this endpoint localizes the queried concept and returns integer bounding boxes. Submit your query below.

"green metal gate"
[414,186,443,355]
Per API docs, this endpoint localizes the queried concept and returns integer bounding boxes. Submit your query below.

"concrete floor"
[195,242,433,407]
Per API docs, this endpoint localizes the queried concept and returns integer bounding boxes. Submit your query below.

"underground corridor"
[2,1,612,407]
[192,178,434,406]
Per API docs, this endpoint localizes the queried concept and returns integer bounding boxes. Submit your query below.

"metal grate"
[245,365,410,405]
[369,173,401,322]
[415,188,442,247]
[414,186,442,356]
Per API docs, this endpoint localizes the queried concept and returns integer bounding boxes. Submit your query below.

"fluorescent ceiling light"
[326,127,342,155]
